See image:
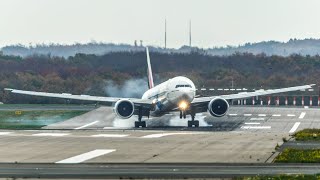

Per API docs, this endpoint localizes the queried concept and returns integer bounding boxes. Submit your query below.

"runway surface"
[0,129,286,163]
[0,163,319,178]
[0,105,318,178]
[45,106,320,134]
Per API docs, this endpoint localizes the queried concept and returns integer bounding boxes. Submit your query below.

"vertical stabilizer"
[146,47,154,89]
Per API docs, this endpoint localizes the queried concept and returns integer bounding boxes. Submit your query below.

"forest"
[0,51,319,103]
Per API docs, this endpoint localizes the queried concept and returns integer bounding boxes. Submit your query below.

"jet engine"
[114,99,135,119]
[208,97,229,117]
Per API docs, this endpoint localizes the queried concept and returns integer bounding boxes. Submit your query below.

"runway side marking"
[91,134,129,138]
[272,114,281,117]
[289,122,301,133]
[32,133,69,137]
[299,112,306,119]
[228,114,237,116]
[244,122,260,125]
[287,114,296,117]
[258,114,266,117]
[0,132,12,135]
[241,126,271,129]
[56,149,115,164]
[141,132,200,138]
[250,118,265,121]
[243,114,252,117]
[74,121,99,130]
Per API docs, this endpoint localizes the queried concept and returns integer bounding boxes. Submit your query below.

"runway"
[44,106,320,134]
[0,163,319,178]
[0,105,318,178]
[0,129,285,163]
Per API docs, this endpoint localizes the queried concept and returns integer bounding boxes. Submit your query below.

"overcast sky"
[1,0,320,48]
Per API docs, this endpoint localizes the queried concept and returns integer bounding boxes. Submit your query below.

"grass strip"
[274,148,320,163]
[235,174,319,180]
[294,129,320,141]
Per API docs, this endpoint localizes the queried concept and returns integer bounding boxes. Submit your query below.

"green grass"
[294,129,320,141]
[274,148,320,163]
[234,174,320,180]
[0,110,88,129]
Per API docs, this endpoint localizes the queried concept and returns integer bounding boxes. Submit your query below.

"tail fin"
[146,47,154,89]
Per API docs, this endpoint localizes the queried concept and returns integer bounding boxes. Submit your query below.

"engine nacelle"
[208,98,229,117]
[114,99,135,119]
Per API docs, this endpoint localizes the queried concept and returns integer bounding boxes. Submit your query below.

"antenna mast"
[165,19,167,49]
[189,20,192,47]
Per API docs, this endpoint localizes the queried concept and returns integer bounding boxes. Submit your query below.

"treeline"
[0,51,319,103]
[4,39,320,57]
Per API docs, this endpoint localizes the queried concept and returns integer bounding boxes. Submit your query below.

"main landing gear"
[180,109,199,128]
[135,106,147,128]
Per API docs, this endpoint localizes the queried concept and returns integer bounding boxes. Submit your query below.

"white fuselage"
[141,76,196,116]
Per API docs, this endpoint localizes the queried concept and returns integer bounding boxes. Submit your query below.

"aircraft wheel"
[187,120,199,127]
[135,121,146,128]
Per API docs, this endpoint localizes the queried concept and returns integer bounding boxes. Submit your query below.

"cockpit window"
[176,84,192,88]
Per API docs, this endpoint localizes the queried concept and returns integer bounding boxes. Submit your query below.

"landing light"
[179,101,188,110]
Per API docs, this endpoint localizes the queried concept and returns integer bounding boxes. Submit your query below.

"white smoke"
[112,116,137,128]
[105,79,148,98]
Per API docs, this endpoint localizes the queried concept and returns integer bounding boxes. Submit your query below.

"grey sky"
[1,0,320,48]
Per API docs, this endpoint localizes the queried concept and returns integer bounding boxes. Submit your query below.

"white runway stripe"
[287,114,296,117]
[0,132,12,135]
[272,114,281,117]
[228,114,237,116]
[244,114,252,117]
[289,122,301,133]
[56,149,115,164]
[258,114,266,117]
[299,112,306,119]
[244,122,260,125]
[74,121,99,130]
[91,134,129,138]
[241,126,271,129]
[141,132,199,138]
[32,133,69,137]
[250,118,265,121]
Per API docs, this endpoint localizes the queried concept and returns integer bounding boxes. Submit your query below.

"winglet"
[146,47,154,89]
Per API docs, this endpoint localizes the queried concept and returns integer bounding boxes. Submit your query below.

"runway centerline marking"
[250,117,265,121]
[244,122,260,125]
[91,134,129,138]
[141,132,200,138]
[258,114,266,117]
[56,149,115,164]
[228,114,237,116]
[244,114,252,117]
[287,114,296,117]
[299,112,306,119]
[74,121,99,130]
[241,126,271,129]
[289,122,301,133]
[32,133,69,137]
[272,114,281,117]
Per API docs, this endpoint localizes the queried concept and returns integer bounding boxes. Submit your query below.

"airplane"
[4,47,315,128]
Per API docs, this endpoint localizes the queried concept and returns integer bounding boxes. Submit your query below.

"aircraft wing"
[192,84,315,104]
[4,88,153,105]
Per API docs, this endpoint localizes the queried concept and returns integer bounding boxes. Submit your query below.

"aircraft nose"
[180,89,195,102]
